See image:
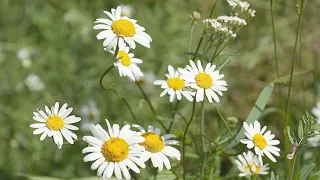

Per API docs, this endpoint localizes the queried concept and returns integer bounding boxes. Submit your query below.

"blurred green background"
[1,0,320,179]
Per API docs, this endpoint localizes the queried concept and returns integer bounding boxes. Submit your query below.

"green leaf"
[298,120,304,139]
[310,170,320,180]
[287,126,298,145]
[300,163,315,180]
[16,174,62,180]
[71,177,100,180]
[273,71,310,85]
[153,170,176,180]
[232,83,274,146]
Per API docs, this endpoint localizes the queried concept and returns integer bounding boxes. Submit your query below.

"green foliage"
[299,163,315,180]
[287,112,320,146]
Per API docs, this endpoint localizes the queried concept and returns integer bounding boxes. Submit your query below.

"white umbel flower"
[307,135,320,147]
[235,151,269,177]
[113,43,143,81]
[312,102,320,123]
[240,121,280,165]
[132,125,181,171]
[30,102,81,149]
[82,120,146,180]
[24,74,45,92]
[80,99,100,132]
[94,6,152,50]
[154,65,195,102]
[179,60,227,103]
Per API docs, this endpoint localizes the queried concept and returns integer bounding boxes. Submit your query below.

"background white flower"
[120,4,133,17]
[235,151,269,176]
[312,102,320,123]
[94,6,152,50]
[82,120,146,180]
[307,135,320,147]
[240,121,280,165]
[30,102,81,149]
[80,99,100,132]
[179,60,227,103]
[24,74,45,92]
[133,125,181,171]
[154,65,195,102]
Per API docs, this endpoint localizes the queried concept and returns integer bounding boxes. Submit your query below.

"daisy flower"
[179,60,228,103]
[93,6,152,50]
[312,102,320,123]
[30,102,81,149]
[307,135,320,147]
[80,99,100,132]
[132,124,181,171]
[82,119,146,180]
[235,151,269,177]
[153,65,195,102]
[113,43,143,81]
[240,121,280,165]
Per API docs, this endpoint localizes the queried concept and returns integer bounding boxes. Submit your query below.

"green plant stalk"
[135,81,168,132]
[270,0,288,177]
[290,153,298,180]
[167,101,180,133]
[284,0,305,177]
[183,101,196,180]
[188,25,195,60]
[215,105,259,180]
[200,101,206,179]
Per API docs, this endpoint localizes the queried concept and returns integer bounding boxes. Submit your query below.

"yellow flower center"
[111,19,136,37]
[139,132,164,153]
[46,115,64,131]
[89,112,95,120]
[101,137,129,162]
[167,78,185,90]
[253,134,267,150]
[245,164,261,173]
[196,73,213,89]
[117,50,131,66]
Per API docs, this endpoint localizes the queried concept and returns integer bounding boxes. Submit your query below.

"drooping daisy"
[307,135,320,147]
[82,120,146,180]
[93,6,152,50]
[179,60,227,103]
[132,124,181,171]
[235,151,269,177]
[312,102,320,123]
[80,99,100,132]
[30,102,81,149]
[134,71,156,94]
[113,43,143,81]
[153,65,195,102]
[240,121,280,165]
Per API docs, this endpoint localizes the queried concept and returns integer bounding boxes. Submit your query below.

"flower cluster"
[203,0,254,43]
[227,0,256,18]
[154,60,228,103]
[235,151,269,177]
[240,121,280,166]
[31,102,181,180]
[94,6,152,81]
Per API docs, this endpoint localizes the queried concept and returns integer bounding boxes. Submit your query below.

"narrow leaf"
[298,120,304,139]
[287,126,298,145]
[300,163,315,180]
[231,83,274,146]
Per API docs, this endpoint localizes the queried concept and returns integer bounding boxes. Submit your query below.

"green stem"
[200,101,206,178]
[167,101,180,133]
[135,81,167,132]
[284,0,305,158]
[290,153,298,180]
[188,25,195,60]
[183,101,196,180]
[192,0,217,61]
